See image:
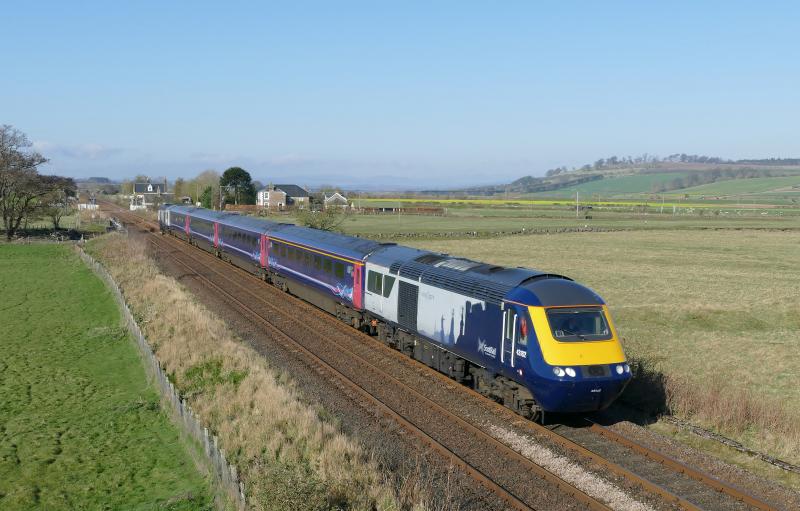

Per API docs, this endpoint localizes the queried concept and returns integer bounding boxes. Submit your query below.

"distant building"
[273,184,309,208]
[257,184,309,209]
[77,192,98,211]
[324,192,349,209]
[256,185,287,210]
[130,179,173,210]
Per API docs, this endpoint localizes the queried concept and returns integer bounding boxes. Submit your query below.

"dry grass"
[410,230,800,464]
[87,234,443,511]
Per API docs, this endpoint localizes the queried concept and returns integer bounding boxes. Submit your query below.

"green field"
[526,172,692,198]
[672,175,800,195]
[281,206,799,239]
[0,245,211,510]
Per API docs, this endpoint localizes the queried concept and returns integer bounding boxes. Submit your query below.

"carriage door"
[259,235,268,268]
[397,281,418,331]
[352,264,363,309]
[501,307,517,368]
[364,268,382,313]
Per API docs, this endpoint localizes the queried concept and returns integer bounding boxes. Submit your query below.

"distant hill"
[468,155,800,197]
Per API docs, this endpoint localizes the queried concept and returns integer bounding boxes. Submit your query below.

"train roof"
[368,244,572,305]
[169,205,384,261]
[267,224,385,261]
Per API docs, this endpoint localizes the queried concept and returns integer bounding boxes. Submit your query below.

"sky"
[3,1,799,188]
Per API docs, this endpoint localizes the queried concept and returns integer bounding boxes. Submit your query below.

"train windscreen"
[545,307,612,342]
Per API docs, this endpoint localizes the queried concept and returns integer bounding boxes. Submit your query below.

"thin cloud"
[33,141,125,160]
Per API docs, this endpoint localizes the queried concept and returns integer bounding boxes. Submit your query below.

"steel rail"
[105,203,778,511]
[145,229,613,511]
[148,234,612,511]
[148,237,538,511]
[585,420,778,511]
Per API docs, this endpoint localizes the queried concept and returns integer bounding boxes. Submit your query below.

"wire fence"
[76,245,246,510]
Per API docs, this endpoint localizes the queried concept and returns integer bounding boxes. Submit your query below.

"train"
[159,204,631,419]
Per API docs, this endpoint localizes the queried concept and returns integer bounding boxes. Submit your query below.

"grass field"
[302,208,798,239]
[527,172,692,197]
[409,230,800,467]
[672,175,800,195]
[88,235,412,511]
[0,244,211,510]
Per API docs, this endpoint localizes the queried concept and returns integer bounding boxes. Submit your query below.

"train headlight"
[553,367,566,377]
[615,365,625,375]
[565,367,576,377]
[624,364,631,373]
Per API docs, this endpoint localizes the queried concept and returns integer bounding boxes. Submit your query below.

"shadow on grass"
[547,357,671,428]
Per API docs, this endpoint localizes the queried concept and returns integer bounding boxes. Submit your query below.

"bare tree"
[38,176,77,230]
[0,125,78,239]
[296,207,347,232]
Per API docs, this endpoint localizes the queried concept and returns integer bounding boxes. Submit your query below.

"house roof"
[274,184,308,197]
[324,192,348,203]
[134,182,166,194]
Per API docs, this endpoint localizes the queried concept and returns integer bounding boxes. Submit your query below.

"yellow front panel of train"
[528,305,626,366]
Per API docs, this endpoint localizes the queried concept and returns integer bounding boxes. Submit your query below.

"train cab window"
[324,259,332,274]
[334,262,345,278]
[546,307,611,342]
[367,271,382,294]
[382,275,395,298]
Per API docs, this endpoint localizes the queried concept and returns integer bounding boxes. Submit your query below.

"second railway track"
[107,204,782,511]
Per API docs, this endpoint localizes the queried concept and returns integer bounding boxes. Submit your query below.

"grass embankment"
[87,234,422,511]
[410,230,800,484]
[0,244,211,510]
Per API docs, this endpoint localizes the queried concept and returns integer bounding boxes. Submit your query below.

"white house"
[256,186,287,209]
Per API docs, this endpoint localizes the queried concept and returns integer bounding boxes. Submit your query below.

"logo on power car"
[477,339,497,358]
[590,388,602,393]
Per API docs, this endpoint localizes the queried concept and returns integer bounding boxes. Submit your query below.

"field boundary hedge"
[76,245,246,510]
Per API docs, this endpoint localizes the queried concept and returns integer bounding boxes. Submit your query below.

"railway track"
[104,203,782,511]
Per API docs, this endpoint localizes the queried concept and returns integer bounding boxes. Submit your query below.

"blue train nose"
[534,375,630,413]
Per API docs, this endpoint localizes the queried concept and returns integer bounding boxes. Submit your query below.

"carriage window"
[382,275,395,298]
[305,252,312,266]
[314,255,322,270]
[367,271,382,294]
[324,259,332,274]
[518,315,529,347]
[504,311,516,341]
[334,262,345,278]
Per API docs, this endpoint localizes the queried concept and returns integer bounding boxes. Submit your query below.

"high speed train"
[159,204,631,419]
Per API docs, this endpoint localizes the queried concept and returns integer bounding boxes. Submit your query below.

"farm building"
[256,186,287,210]
[324,192,349,209]
[256,184,309,209]
[130,180,173,210]
[274,184,309,208]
